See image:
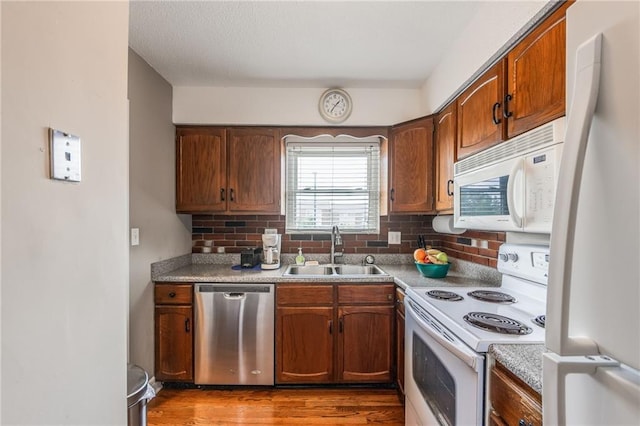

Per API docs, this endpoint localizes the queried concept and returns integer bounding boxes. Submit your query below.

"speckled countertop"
[489,344,545,394]
[152,253,544,389]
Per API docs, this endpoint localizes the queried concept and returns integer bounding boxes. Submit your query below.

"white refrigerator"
[544,1,640,425]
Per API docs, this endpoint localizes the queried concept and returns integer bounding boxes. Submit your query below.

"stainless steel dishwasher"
[194,283,274,385]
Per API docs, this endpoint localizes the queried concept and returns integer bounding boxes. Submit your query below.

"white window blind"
[286,141,380,233]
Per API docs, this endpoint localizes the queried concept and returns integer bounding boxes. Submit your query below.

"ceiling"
[128,1,482,89]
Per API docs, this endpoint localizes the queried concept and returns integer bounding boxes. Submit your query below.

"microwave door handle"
[506,160,524,228]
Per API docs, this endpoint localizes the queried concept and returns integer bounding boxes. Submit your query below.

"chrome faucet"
[330,225,344,264]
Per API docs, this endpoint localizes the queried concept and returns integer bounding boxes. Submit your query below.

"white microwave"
[454,117,565,233]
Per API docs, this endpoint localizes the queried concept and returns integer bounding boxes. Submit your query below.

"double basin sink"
[282,264,388,277]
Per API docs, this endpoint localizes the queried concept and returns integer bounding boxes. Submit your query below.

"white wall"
[128,49,192,375]
[420,0,548,113]
[173,86,421,125]
[1,2,129,424]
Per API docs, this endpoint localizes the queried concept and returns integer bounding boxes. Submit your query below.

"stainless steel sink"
[333,265,387,275]
[282,265,335,276]
[282,264,388,277]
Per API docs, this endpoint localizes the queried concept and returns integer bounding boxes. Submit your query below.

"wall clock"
[318,88,352,123]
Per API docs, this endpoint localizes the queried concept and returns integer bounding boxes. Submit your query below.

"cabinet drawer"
[338,284,395,304]
[154,284,192,305]
[490,364,542,426]
[277,284,334,306]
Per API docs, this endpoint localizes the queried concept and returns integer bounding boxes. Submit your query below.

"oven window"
[459,175,509,216]
[413,333,456,426]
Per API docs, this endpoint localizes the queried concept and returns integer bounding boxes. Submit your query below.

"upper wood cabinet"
[505,4,567,138]
[389,116,435,213]
[456,3,569,160]
[226,128,281,213]
[176,127,281,214]
[176,127,226,212]
[434,102,457,212]
[456,61,506,160]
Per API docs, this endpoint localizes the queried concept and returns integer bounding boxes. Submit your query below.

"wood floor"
[147,387,405,425]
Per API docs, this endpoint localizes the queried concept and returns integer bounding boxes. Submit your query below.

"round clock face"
[319,89,352,123]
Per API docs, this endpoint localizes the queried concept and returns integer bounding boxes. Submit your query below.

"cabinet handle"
[492,102,502,125]
[339,317,343,333]
[230,188,235,202]
[518,420,533,426]
[328,320,333,334]
[390,188,395,202]
[168,292,176,298]
[447,179,454,197]
[185,318,190,333]
[220,188,225,201]
[503,93,513,119]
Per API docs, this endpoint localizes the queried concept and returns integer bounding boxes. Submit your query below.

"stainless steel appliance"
[404,244,548,425]
[454,117,564,233]
[194,283,275,385]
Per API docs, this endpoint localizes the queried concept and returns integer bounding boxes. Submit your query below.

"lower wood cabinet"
[395,287,406,398]
[489,361,542,426]
[276,283,395,384]
[154,283,193,382]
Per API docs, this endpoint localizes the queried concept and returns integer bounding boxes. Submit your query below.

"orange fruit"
[413,248,427,262]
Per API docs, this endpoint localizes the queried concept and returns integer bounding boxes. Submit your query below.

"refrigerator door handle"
[547,33,603,356]
[543,352,640,425]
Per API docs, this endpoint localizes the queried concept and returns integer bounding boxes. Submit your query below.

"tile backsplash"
[192,214,504,269]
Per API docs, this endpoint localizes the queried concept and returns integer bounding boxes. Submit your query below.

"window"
[285,137,381,233]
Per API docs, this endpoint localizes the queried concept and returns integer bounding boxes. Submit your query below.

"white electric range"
[404,244,549,426]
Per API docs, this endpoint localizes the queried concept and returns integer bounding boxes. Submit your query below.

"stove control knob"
[508,253,519,262]
[499,253,508,262]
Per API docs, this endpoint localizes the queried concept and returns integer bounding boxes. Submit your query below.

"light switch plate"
[50,128,81,182]
[388,231,401,245]
[131,228,140,246]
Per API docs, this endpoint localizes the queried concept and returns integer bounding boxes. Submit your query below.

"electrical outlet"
[131,228,140,246]
[388,231,401,245]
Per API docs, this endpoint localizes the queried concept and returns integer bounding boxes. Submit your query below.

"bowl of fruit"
[413,248,450,278]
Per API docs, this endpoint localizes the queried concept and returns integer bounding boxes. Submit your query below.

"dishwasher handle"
[223,292,246,300]
[196,284,273,294]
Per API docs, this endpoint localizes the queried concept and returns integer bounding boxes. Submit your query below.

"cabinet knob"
[387,294,393,301]
[168,292,176,298]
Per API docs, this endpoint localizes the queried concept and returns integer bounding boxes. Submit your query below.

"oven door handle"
[407,300,482,371]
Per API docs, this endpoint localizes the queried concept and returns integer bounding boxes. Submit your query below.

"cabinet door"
[176,127,226,212]
[276,306,334,383]
[506,5,566,138]
[155,305,193,382]
[457,61,505,160]
[337,305,394,382]
[227,128,281,213]
[389,116,434,213]
[434,103,457,212]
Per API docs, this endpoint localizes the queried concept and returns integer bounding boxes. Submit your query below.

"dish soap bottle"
[295,248,306,266]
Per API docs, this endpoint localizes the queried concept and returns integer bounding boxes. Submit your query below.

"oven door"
[404,298,485,426]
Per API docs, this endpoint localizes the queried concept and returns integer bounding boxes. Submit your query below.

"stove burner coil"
[467,290,516,304]
[532,315,546,328]
[426,290,463,301]
[463,312,533,335]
